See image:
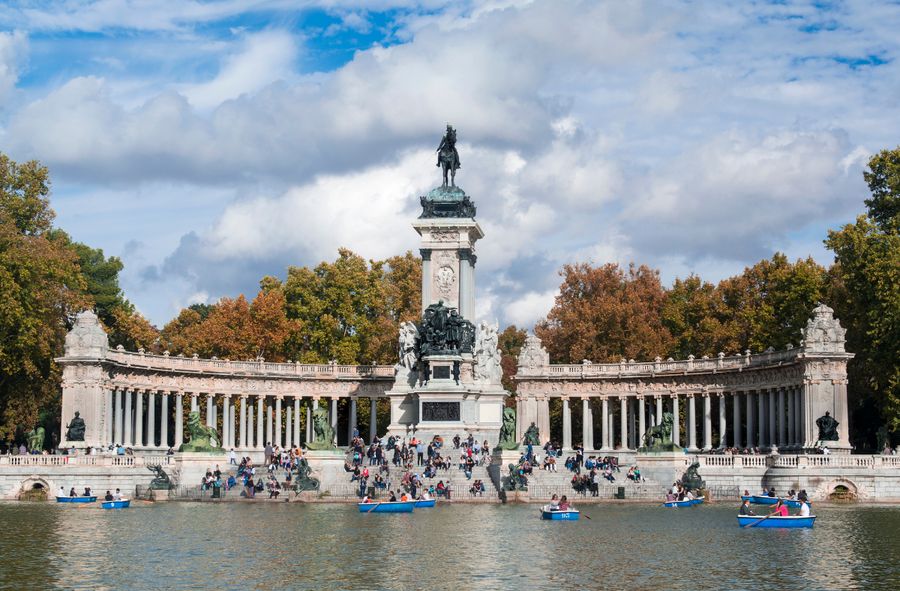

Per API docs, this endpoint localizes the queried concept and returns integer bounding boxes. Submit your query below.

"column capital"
[240,393,249,400]
[275,394,284,400]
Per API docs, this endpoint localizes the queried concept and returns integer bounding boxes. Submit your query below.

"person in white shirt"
[113,488,122,500]
[799,501,811,517]
[58,486,65,498]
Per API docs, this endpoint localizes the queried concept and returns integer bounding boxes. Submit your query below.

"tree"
[662,275,733,359]
[536,263,672,363]
[498,325,527,394]
[827,147,900,436]
[0,155,90,441]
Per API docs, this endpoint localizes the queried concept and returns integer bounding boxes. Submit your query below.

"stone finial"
[801,302,847,353]
[64,310,109,359]
[517,334,550,371]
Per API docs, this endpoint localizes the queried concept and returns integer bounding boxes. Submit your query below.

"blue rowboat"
[56,496,97,504]
[540,506,580,520]
[101,499,130,509]
[737,515,816,529]
[663,500,695,508]
[414,499,436,508]
[358,501,415,513]
[741,495,806,508]
[691,498,704,505]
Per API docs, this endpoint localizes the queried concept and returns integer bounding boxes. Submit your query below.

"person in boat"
[113,488,122,500]
[787,489,797,500]
[400,492,409,502]
[421,490,432,501]
[558,495,571,511]
[104,491,113,502]
[361,495,371,503]
[549,493,560,510]
[770,499,789,517]
[739,499,756,516]
[685,489,695,501]
[798,500,811,517]
[798,489,809,503]
[69,487,77,497]
[58,486,66,498]
[767,487,776,497]
[83,486,92,497]
[388,491,397,502]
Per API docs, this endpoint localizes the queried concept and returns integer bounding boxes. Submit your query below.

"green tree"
[662,275,732,358]
[498,325,527,393]
[827,147,900,436]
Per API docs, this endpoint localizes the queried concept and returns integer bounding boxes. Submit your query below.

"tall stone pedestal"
[635,452,690,491]
[304,450,348,496]
[175,452,228,488]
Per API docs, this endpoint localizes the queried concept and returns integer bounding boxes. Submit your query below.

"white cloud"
[0,30,27,104]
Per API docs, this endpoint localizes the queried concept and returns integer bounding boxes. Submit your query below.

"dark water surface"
[1,501,898,590]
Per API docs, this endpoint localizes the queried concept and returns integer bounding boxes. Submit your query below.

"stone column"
[369,398,377,443]
[703,393,712,451]
[113,388,123,445]
[160,392,169,449]
[266,401,273,446]
[768,389,777,452]
[537,396,551,444]
[458,250,472,320]
[123,388,133,447]
[307,400,314,443]
[175,392,184,449]
[330,397,339,445]
[349,398,358,442]
[732,392,742,449]
[249,405,257,448]
[638,397,646,446]
[795,386,803,448]
[134,389,144,448]
[147,390,157,448]
[656,396,663,426]
[688,394,698,451]
[718,392,727,449]
[275,396,283,447]
[239,395,248,449]
[600,398,610,451]
[105,388,114,445]
[671,395,680,447]
[191,393,199,413]
[257,396,265,449]
[787,387,795,447]
[746,391,755,448]
[619,396,628,450]
[757,390,767,449]
[562,398,572,450]
[285,407,292,448]
[420,249,432,313]
[581,398,591,449]
[294,397,301,445]
[228,396,236,449]
[778,387,787,448]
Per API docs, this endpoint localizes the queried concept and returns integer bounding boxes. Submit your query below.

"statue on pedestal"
[305,407,336,451]
[436,124,461,187]
[680,460,706,492]
[292,457,320,494]
[495,408,519,451]
[816,411,839,442]
[522,422,540,446]
[639,412,679,452]
[148,465,175,490]
[179,411,222,452]
[65,412,86,442]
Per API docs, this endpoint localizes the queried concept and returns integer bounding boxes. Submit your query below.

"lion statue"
[178,410,222,452]
[640,411,679,451]
[495,407,519,451]
[305,407,336,451]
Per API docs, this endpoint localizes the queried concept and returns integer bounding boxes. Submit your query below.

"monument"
[386,126,507,445]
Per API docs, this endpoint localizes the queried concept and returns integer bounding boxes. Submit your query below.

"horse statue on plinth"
[436,124,461,187]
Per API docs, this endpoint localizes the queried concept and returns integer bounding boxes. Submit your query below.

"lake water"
[1,502,899,590]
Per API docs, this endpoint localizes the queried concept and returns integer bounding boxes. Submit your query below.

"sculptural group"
[304,407,336,450]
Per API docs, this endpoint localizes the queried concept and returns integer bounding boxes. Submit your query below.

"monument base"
[635,451,690,490]
[304,450,348,496]
[174,452,228,489]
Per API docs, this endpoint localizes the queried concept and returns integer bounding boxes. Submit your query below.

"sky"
[1,0,898,330]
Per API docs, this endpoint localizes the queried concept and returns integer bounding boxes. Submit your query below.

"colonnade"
[547,385,807,452]
[102,388,382,450]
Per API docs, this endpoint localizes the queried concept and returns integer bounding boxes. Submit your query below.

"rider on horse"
[437,124,461,186]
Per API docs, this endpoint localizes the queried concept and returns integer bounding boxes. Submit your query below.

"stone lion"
[641,412,677,451]
[305,407,336,451]
[179,411,222,452]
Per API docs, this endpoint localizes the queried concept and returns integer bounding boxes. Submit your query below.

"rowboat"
[101,499,130,509]
[56,496,97,503]
[414,499,436,508]
[691,498,704,505]
[357,501,415,513]
[662,500,695,508]
[540,506,580,520]
[737,515,816,529]
[741,495,806,508]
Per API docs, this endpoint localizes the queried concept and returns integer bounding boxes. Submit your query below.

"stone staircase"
[512,464,663,501]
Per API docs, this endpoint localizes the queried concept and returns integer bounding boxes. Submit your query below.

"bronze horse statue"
[436,125,461,187]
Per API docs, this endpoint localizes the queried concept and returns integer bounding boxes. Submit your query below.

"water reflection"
[1,502,898,590]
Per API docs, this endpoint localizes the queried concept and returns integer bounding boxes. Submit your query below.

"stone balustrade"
[0,454,173,467]
[685,454,900,470]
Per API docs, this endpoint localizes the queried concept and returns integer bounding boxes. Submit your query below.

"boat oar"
[364,502,382,513]
[582,512,591,520]
[743,513,773,528]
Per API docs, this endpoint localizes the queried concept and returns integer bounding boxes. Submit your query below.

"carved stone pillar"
[275,396,283,447]
[768,389,777,452]
[369,397,377,443]
[175,392,184,449]
[307,399,314,443]
[191,392,199,413]
[206,393,214,428]
[257,396,264,449]
[160,392,169,449]
[638,396,646,446]
[656,396,663,426]
[134,389,144,448]
[123,388,133,447]
[105,388,114,445]
[147,390,157,448]
[619,396,628,450]
[600,398,610,451]
[671,395,680,446]
[581,397,592,449]
[330,397,339,445]
[285,406,292,448]
[239,395,248,449]
[348,398,358,442]
[718,392,727,449]
[266,400,273,446]
[703,393,712,451]
[746,391,755,448]
[562,398,572,451]
[293,396,301,445]
[687,394,698,451]
[732,392,742,449]
[778,387,787,448]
